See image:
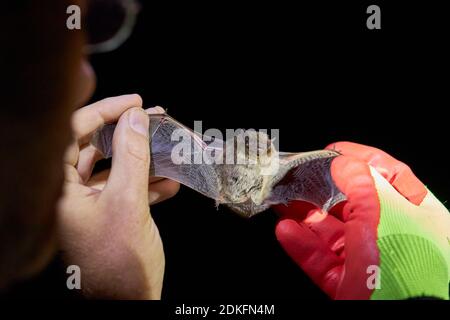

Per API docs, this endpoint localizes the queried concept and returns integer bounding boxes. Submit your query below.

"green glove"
[275,142,450,299]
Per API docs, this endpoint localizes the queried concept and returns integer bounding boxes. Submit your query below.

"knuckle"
[100,96,116,105]
[130,94,143,107]
[120,190,141,207]
[64,141,80,166]
[107,188,148,213]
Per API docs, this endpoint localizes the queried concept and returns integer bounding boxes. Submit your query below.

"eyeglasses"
[84,0,141,54]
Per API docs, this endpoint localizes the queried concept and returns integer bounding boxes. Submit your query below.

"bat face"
[219,164,264,204]
[218,130,276,205]
[91,113,346,218]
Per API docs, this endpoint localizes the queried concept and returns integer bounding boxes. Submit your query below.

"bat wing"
[91,113,223,200]
[266,150,346,211]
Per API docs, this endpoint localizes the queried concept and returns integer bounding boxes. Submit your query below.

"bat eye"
[257,143,271,157]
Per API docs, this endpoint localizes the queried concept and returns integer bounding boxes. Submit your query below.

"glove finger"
[326,141,427,205]
[275,201,345,257]
[330,155,380,299]
[274,200,315,221]
[303,210,345,257]
[276,218,343,298]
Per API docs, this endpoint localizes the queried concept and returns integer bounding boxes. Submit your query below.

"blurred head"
[0,0,94,289]
[0,0,140,290]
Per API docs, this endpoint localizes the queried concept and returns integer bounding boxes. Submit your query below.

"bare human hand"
[58,94,179,299]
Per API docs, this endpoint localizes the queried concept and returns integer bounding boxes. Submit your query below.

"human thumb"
[102,107,150,205]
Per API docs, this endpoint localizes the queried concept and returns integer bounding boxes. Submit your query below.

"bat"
[91,113,346,217]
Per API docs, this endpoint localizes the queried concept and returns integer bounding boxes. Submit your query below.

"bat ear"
[270,137,279,150]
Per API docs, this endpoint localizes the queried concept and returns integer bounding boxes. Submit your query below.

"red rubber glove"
[274,142,450,300]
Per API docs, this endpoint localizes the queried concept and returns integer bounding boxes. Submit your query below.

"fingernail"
[129,108,149,138]
[154,106,166,113]
[145,106,165,115]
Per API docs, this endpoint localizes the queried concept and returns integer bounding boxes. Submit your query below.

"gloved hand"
[274,142,450,300]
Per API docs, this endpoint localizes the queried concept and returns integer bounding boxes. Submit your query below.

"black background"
[86,1,449,300]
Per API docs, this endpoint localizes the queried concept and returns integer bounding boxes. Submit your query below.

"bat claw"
[330,143,343,155]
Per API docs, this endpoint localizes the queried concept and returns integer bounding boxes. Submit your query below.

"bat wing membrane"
[91,114,223,200]
[267,151,346,211]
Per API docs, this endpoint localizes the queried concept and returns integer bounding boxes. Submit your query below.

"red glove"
[274,142,450,300]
